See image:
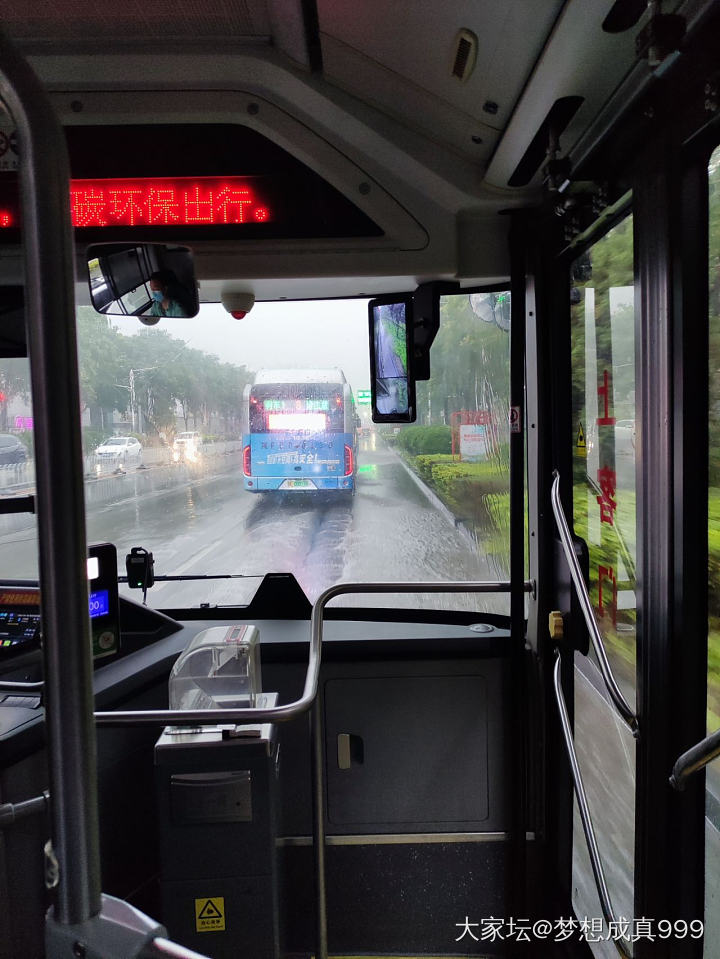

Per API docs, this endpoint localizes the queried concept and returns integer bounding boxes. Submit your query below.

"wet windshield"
[0,293,511,614]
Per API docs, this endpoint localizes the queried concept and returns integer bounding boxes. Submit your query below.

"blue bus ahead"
[242,368,357,493]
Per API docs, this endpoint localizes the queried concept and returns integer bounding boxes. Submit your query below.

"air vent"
[451,29,478,81]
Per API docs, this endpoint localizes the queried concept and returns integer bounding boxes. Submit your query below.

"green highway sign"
[356,390,372,404]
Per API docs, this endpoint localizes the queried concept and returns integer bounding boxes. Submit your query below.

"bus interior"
[0,1,719,958]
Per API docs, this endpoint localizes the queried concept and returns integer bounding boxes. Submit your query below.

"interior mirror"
[368,294,416,423]
[87,244,199,322]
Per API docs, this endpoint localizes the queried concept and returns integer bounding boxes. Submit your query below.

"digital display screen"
[268,412,327,432]
[89,589,109,619]
[369,297,415,422]
[67,177,272,228]
[263,398,330,412]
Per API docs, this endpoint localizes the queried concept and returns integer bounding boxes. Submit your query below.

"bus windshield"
[0,294,511,614]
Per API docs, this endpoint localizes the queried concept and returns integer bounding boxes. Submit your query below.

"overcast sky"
[111,299,372,395]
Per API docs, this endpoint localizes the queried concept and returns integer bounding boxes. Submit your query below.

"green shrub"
[395,425,452,455]
[414,453,453,482]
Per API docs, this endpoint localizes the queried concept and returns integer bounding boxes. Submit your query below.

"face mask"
[151,290,164,302]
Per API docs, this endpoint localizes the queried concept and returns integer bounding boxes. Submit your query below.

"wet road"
[0,434,508,615]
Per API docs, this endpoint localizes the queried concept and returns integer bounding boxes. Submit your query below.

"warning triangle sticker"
[198,900,222,920]
[576,423,586,449]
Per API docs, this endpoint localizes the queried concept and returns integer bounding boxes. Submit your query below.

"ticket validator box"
[155,625,279,959]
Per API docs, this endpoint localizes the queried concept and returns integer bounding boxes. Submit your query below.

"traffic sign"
[356,390,371,405]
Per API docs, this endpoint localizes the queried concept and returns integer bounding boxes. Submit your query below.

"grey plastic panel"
[325,673,490,826]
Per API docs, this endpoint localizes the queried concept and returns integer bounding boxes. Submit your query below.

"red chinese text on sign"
[597,369,616,426]
[596,466,617,526]
[69,177,271,228]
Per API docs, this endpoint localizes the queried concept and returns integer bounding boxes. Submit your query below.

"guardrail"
[86,440,242,477]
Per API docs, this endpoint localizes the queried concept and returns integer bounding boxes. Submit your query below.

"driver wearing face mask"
[148,271,188,317]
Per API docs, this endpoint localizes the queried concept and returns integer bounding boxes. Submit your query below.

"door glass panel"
[570,214,637,953]
[706,143,720,958]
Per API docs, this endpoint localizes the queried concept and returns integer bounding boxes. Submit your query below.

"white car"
[95,436,143,471]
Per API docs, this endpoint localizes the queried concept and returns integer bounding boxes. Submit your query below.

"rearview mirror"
[368,295,416,423]
[87,243,199,323]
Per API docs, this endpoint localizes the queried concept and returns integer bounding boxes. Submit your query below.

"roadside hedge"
[395,425,452,455]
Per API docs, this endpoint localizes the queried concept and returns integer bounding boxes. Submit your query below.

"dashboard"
[0,566,511,765]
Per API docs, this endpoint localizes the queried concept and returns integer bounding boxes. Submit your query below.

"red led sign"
[69,177,272,228]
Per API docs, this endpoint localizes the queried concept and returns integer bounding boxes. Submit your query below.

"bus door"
[552,30,720,953]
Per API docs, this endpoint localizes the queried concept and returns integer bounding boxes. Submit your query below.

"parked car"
[94,436,143,471]
[0,434,28,466]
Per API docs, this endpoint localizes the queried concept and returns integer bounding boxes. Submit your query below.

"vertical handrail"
[552,651,632,959]
[309,579,529,959]
[551,471,639,736]
[0,28,101,926]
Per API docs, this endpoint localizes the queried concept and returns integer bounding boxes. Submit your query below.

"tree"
[76,307,131,429]
[75,312,255,438]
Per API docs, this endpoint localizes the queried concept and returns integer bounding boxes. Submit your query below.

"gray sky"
[111,299,372,395]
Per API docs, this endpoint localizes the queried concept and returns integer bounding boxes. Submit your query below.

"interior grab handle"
[669,726,720,790]
[552,651,632,959]
[551,471,639,737]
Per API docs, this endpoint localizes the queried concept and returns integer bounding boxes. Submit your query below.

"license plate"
[280,479,316,490]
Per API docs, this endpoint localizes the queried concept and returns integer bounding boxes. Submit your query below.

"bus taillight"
[344,444,353,476]
[243,445,251,476]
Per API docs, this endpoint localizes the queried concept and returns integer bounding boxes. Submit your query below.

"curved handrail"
[96,579,524,959]
[551,471,639,736]
[552,651,632,959]
[670,726,720,791]
[93,579,525,726]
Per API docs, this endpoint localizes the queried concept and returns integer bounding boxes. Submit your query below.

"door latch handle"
[337,733,364,769]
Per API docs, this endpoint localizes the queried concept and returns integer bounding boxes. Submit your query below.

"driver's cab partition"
[94,579,526,959]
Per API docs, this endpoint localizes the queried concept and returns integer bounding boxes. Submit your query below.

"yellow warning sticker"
[195,897,225,932]
[576,422,587,456]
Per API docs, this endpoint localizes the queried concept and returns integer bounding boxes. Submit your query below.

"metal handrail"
[141,938,210,959]
[308,580,524,959]
[95,579,521,959]
[552,651,632,959]
[670,726,720,791]
[0,24,102,930]
[0,679,44,692]
[551,471,639,736]
[93,579,526,727]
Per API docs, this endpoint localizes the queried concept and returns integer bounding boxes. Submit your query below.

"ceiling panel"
[0,0,271,42]
[317,0,565,146]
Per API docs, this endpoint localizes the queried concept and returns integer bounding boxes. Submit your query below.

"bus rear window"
[249,383,345,432]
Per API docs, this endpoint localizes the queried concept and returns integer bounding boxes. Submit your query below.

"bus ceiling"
[4,0,704,181]
[0,0,713,298]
